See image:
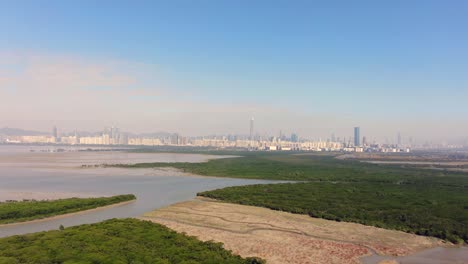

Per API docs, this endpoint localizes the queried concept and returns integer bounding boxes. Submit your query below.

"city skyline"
[0,122,464,147]
[0,123,419,153]
[1,1,467,142]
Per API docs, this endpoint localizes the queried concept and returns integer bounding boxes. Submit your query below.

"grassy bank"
[0,218,264,264]
[0,194,136,224]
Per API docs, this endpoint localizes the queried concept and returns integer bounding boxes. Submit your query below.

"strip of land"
[142,198,445,264]
[0,199,136,228]
[0,194,136,224]
[108,152,468,183]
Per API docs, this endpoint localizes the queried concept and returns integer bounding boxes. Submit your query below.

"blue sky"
[0,1,467,141]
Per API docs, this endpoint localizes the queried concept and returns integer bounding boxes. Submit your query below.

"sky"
[0,0,467,143]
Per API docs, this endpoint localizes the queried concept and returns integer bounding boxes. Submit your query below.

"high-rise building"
[119,133,128,145]
[111,126,120,145]
[248,117,255,149]
[102,127,111,145]
[354,127,360,146]
[73,129,79,145]
[291,133,298,142]
[171,133,179,145]
[249,117,254,141]
[102,133,110,145]
[52,126,59,143]
[397,132,402,146]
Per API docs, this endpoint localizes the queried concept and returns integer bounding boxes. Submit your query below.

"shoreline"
[84,165,247,180]
[0,190,106,202]
[0,199,136,227]
[96,165,293,182]
[81,166,221,179]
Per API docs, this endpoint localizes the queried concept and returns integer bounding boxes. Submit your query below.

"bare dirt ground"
[141,198,445,264]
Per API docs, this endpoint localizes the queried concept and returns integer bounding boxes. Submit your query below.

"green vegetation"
[199,182,468,243]
[0,194,136,224]
[0,218,264,264]
[113,152,468,243]
[112,153,468,186]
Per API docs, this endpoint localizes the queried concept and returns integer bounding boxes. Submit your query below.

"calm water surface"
[0,145,277,237]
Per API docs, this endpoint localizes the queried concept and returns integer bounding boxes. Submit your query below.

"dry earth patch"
[142,198,445,264]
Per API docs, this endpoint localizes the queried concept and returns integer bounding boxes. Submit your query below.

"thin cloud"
[0,51,466,142]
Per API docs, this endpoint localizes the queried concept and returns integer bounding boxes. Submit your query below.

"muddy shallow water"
[361,246,468,264]
[0,145,277,237]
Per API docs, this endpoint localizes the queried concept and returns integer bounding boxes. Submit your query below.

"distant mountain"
[0,127,48,136]
[0,127,183,138]
[0,127,178,137]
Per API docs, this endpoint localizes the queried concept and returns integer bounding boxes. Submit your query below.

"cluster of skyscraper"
[0,119,429,152]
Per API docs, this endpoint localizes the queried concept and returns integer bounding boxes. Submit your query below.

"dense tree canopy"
[0,219,264,264]
[0,194,136,224]
[113,153,468,243]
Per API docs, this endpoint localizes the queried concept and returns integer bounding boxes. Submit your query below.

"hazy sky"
[1,1,467,142]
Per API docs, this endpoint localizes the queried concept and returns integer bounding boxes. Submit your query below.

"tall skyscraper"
[249,117,254,141]
[248,117,254,149]
[397,132,402,146]
[291,133,298,142]
[171,133,179,145]
[52,126,58,139]
[52,126,60,143]
[354,127,360,146]
[111,126,120,145]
